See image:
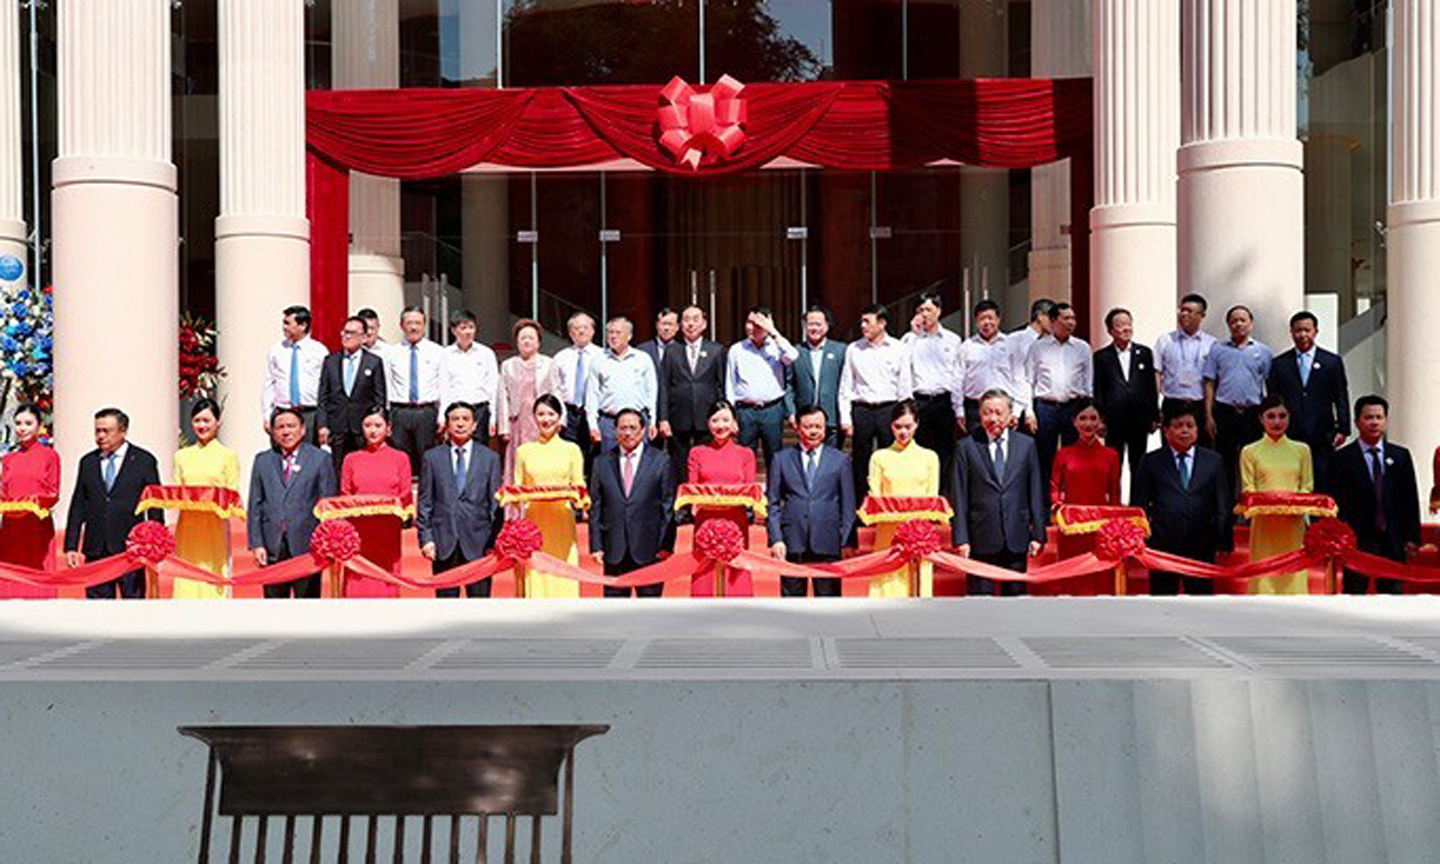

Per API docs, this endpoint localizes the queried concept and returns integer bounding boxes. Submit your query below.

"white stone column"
[215,0,308,487]
[0,4,25,291]
[1090,0,1180,345]
[1387,0,1440,495]
[959,1,1015,325]
[1178,0,1303,349]
[335,0,405,341]
[1030,0,1092,306]
[52,0,178,493]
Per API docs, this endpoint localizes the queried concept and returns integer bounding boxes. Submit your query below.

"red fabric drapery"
[306,78,1094,346]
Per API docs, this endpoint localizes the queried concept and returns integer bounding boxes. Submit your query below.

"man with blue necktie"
[767,405,855,597]
[1266,310,1351,486]
[419,402,506,598]
[64,408,163,599]
[261,305,327,444]
[385,305,447,477]
[317,316,387,472]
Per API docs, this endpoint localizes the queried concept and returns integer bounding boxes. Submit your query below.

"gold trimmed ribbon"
[496,484,592,510]
[1054,504,1150,537]
[0,496,58,520]
[1234,492,1338,519]
[136,485,246,520]
[674,483,767,519]
[857,495,954,526]
[314,494,415,522]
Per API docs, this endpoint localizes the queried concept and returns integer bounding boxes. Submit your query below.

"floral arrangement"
[312,519,362,563]
[1096,518,1148,561]
[892,521,943,562]
[495,519,545,561]
[1304,518,1358,559]
[179,312,224,398]
[126,521,177,565]
[694,519,745,564]
[0,281,53,417]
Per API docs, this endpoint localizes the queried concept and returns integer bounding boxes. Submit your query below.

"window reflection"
[705,1,830,82]
[503,0,700,87]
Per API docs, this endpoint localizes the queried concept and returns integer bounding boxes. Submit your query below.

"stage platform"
[5,598,1440,863]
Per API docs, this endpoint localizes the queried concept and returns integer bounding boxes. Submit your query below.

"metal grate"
[433,640,625,670]
[0,640,80,667]
[634,639,815,670]
[32,639,261,670]
[233,639,448,671]
[1023,637,1232,669]
[1210,636,1436,667]
[833,638,1020,669]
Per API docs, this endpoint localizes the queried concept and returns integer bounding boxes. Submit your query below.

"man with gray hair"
[554,310,604,474]
[585,315,658,453]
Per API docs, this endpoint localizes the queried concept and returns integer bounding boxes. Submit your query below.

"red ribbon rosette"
[125,521,177,565]
[1095,518,1147,562]
[495,519,545,562]
[1304,518,1358,559]
[657,74,747,170]
[891,521,943,562]
[694,519,745,565]
[311,519,361,563]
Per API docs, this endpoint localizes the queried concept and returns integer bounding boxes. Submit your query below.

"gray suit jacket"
[416,441,505,561]
[246,443,338,556]
[951,433,1046,555]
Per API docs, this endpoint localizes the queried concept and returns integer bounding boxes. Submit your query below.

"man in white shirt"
[356,307,388,357]
[726,305,799,468]
[957,299,1029,433]
[901,291,964,491]
[839,302,914,498]
[261,305,328,443]
[438,308,499,447]
[585,316,658,454]
[553,311,604,475]
[1152,293,1218,448]
[385,305,447,476]
[1025,301,1093,492]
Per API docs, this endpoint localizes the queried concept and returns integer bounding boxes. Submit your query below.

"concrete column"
[335,0,405,342]
[1387,0,1440,494]
[959,1,1015,325]
[0,3,24,290]
[52,0,178,493]
[1090,0,1180,345]
[1178,0,1302,349]
[1029,0,1092,306]
[215,0,308,485]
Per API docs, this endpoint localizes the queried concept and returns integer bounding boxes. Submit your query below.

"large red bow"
[657,75,747,170]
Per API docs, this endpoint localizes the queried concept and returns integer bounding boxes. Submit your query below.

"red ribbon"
[658,75,747,170]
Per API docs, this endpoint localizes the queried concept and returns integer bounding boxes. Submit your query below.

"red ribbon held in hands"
[657,74,747,170]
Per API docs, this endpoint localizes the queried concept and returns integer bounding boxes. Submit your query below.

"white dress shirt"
[585,347,659,429]
[384,338,446,405]
[1115,344,1132,381]
[619,441,645,491]
[837,335,914,427]
[958,333,1029,415]
[451,439,473,476]
[439,342,500,410]
[1153,329,1218,400]
[902,324,964,401]
[1027,334,1093,402]
[552,343,605,407]
[262,336,328,419]
[725,335,798,405]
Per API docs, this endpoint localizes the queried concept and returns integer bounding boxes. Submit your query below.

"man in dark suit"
[419,402,506,598]
[952,389,1046,596]
[1092,307,1159,477]
[247,408,339,599]
[64,407,163,599]
[656,304,725,485]
[1266,310,1350,485]
[317,315,388,471]
[635,306,679,373]
[766,405,855,597]
[1327,395,1421,594]
[588,408,675,597]
[1130,402,1232,595]
[786,305,848,449]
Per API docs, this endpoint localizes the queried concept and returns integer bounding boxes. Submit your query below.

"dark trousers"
[328,428,362,474]
[824,425,846,451]
[737,401,786,470]
[967,549,1029,597]
[391,403,439,477]
[1305,435,1337,491]
[1147,542,1216,595]
[470,403,492,450]
[1034,399,1080,498]
[670,428,709,490]
[1343,540,1405,595]
[1213,403,1262,491]
[262,537,321,599]
[851,401,897,499]
[295,406,319,445]
[86,565,145,599]
[433,546,493,598]
[1162,398,1211,448]
[779,551,841,597]
[603,555,664,598]
[1102,417,1150,479]
[563,404,595,479]
[914,393,958,495]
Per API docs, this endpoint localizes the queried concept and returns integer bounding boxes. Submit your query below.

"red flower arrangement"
[694,519,745,564]
[126,521,177,564]
[1304,518,1358,559]
[495,519,545,561]
[178,313,224,398]
[1096,518,1147,561]
[892,521,943,562]
[311,519,362,563]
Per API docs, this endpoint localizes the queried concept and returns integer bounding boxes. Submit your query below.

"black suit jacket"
[64,444,163,558]
[316,350,387,436]
[656,339,726,434]
[1266,347,1350,447]
[1093,343,1159,429]
[417,442,506,561]
[951,434,1046,555]
[1130,446,1233,562]
[588,445,675,565]
[1326,440,1421,561]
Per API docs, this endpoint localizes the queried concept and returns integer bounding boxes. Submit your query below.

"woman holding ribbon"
[0,404,59,598]
[171,398,241,599]
[513,394,585,599]
[1050,398,1122,561]
[339,406,412,598]
[686,400,757,597]
[867,401,940,597]
[1240,392,1315,594]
